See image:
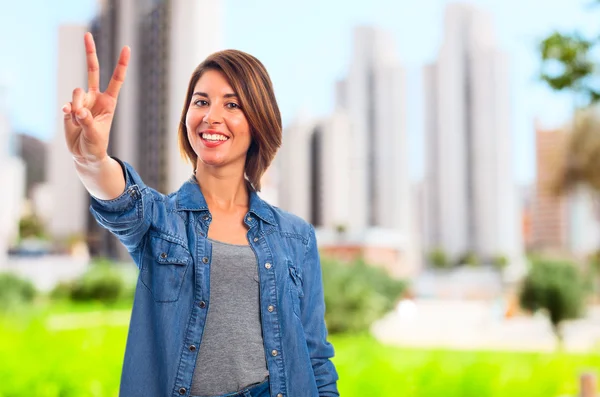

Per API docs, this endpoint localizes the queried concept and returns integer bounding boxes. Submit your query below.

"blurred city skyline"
[0,0,598,185]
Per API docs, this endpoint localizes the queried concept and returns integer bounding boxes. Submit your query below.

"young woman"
[62,33,339,397]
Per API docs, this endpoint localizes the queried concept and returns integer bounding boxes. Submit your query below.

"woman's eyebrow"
[192,92,238,98]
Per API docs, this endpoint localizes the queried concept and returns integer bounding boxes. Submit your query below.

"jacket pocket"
[287,260,304,318]
[141,233,191,303]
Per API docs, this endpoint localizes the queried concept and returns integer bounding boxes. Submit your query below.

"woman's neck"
[195,165,249,212]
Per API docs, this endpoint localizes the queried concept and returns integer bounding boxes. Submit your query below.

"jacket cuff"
[89,157,143,213]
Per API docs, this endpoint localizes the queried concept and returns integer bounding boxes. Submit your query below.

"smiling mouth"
[200,132,229,142]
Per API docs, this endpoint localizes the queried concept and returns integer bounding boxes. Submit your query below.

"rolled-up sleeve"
[89,158,156,254]
[301,225,339,396]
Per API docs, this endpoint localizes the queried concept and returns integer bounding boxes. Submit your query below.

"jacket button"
[268,305,274,312]
[179,387,186,395]
[199,301,206,309]
[253,237,259,242]
[202,257,209,264]
[160,252,167,259]
[277,394,283,397]
[265,263,272,269]
[203,215,209,221]
[247,216,253,222]
[189,345,196,351]
[271,349,278,356]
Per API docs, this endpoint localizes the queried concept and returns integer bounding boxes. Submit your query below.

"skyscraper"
[0,85,26,265]
[52,0,222,259]
[90,0,222,194]
[336,26,410,234]
[48,24,89,248]
[531,123,569,251]
[531,121,600,255]
[280,26,410,235]
[278,26,419,275]
[278,112,352,229]
[424,3,522,264]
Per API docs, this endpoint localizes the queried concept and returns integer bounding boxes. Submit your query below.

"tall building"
[15,133,47,198]
[531,122,600,255]
[0,86,26,265]
[567,187,600,255]
[280,26,410,234]
[132,0,223,193]
[423,3,522,264]
[51,0,223,259]
[279,27,420,276]
[278,112,352,229]
[48,24,90,247]
[530,123,569,251]
[336,26,410,234]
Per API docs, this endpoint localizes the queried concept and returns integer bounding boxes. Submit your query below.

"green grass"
[331,334,600,397]
[0,303,126,397]
[0,303,598,397]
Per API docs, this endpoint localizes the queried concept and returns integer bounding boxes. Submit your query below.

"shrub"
[519,258,586,346]
[492,255,508,270]
[51,259,127,304]
[18,214,47,240]
[427,248,450,269]
[0,272,36,311]
[456,251,480,267]
[321,257,407,334]
[49,281,73,301]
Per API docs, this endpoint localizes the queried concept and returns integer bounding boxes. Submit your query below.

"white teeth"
[201,133,228,141]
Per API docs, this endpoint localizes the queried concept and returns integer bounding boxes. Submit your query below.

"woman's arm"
[63,33,153,253]
[73,156,125,200]
[88,158,155,254]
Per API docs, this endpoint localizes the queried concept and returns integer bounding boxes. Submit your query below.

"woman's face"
[186,69,251,171]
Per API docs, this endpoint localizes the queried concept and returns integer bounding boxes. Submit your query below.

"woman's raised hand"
[62,32,130,165]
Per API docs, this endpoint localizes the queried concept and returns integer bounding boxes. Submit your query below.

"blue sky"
[0,0,597,183]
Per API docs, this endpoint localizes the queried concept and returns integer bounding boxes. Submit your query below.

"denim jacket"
[89,160,339,397]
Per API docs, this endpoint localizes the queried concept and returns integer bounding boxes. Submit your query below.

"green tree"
[540,31,599,107]
[539,3,600,256]
[518,259,586,347]
[538,0,600,106]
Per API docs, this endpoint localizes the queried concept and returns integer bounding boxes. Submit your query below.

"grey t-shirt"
[190,239,268,396]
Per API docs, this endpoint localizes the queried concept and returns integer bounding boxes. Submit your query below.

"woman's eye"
[194,99,208,106]
[226,103,240,109]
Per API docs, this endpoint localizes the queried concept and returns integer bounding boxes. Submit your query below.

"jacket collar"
[175,176,277,226]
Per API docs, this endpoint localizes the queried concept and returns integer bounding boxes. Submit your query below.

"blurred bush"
[321,257,407,334]
[519,258,586,345]
[427,247,451,269]
[19,214,48,240]
[51,258,131,304]
[0,272,37,311]
[492,254,508,271]
[455,251,480,267]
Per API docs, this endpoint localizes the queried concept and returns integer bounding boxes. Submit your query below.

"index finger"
[84,32,100,91]
[105,45,131,99]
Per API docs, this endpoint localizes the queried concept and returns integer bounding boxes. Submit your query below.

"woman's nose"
[203,105,223,125]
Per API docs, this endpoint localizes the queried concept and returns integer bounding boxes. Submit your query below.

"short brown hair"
[178,49,282,191]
